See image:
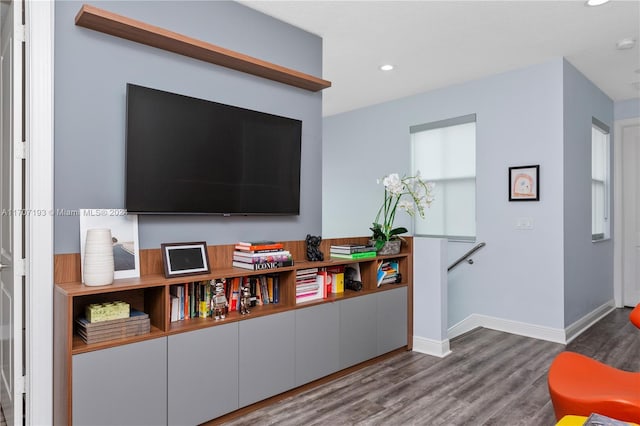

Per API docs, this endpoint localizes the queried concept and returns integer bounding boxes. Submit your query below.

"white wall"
[614,98,640,120]
[324,58,567,330]
[413,237,450,357]
[562,61,614,326]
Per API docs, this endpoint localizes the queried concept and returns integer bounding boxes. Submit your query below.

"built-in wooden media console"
[74,4,332,92]
[54,237,413,425]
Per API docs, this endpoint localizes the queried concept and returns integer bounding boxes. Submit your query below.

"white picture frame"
[79,209,140,280]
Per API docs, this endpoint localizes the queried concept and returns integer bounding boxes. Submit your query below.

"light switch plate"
[516,217,534,230]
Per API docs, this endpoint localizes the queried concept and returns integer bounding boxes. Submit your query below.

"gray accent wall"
[324,57,614,330]
[54,1,323,253]
[562,60,614,326]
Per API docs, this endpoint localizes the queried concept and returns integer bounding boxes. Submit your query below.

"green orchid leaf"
[389,227,408,236]
[370,228,385,240]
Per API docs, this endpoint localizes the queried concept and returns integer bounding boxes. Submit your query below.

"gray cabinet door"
[239,311,295,407]
[295,302,340,386]
[339,293,377,369]
[167,322,239,425]
[377,286,408,354]
[72,338,167,426]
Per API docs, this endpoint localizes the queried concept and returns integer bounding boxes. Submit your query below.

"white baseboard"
[447,300,617,345]
[564,299,615,344]
[447,314,484,340]
[448,314,565,344]
[412,336,452,358]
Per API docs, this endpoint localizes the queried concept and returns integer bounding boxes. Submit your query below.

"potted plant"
[370,172,434,254]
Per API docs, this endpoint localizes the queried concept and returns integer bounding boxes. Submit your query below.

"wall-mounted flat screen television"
[125,84,302,215]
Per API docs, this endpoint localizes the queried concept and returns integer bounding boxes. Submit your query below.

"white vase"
[83,229,114,286]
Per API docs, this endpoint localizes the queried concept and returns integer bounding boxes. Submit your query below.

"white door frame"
[24,1,54,425]
[614,116,640,307]
[1,1,25,423]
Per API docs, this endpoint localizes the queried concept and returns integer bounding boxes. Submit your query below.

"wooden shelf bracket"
[74,4,332,92]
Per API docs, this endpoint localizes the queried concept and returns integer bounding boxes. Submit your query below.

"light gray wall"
[562,60,614,326]
[54,1,323,253]
[324,59,567,329]
[614,98,640,120]
[413,237,448,344]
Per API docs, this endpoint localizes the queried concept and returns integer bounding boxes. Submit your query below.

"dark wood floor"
[221,307,640,426]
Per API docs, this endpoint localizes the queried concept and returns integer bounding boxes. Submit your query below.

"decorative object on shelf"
[508,165,540,201]
[370,172,434,252]
[305,234,324,261]
[85,301,130,323]
[82,228,115,286]
[80,208,140,280]
[344,265,363,291]
[239,281,251,315]
[161,241,210,278]
[211,280,228,320]
[374,239,402,256]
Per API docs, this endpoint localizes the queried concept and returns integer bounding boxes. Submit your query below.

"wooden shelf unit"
[54,236,413,425]
[74,4,332,92]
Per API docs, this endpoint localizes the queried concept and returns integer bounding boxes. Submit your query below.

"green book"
[330,251,377,260]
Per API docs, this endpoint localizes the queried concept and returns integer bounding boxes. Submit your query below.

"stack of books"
[377,260,400,286]
[76,309,150,344]
[329,244,377,260]
[232,240,294,270]
[226,275,280,309]
[295,267,322,303]
[169,281,213,321]
[256,275,280,305]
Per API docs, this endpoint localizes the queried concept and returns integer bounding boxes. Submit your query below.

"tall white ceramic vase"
[83,228,114,286]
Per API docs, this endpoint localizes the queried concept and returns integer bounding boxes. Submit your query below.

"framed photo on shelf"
[79,209,140,280]
[509,165,539,201]
[161,241,210,278]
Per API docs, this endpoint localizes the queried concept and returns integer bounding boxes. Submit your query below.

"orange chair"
[548,304,640,424]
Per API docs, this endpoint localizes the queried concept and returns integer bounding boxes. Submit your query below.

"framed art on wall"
[79,209,140,280]
[509,165,539,201]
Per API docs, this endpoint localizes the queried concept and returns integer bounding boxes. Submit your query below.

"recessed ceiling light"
[616,38,636,50]
[379,64,394,72]
[585,0,610,6]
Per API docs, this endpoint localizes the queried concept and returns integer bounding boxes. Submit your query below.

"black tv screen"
[125,84,302,215]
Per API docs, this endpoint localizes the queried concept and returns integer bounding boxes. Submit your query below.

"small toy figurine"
[211,280,228,320]
[239,281,251,315]
[306,234,324,261]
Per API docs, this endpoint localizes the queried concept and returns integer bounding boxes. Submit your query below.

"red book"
[184,283,189,320]
[229,278,240,311]
[235,241,284,251]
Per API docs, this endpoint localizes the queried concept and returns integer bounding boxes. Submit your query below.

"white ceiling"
[240,0,640,117]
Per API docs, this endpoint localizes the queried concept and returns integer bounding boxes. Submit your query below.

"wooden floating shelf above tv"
[74,4,332,92]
